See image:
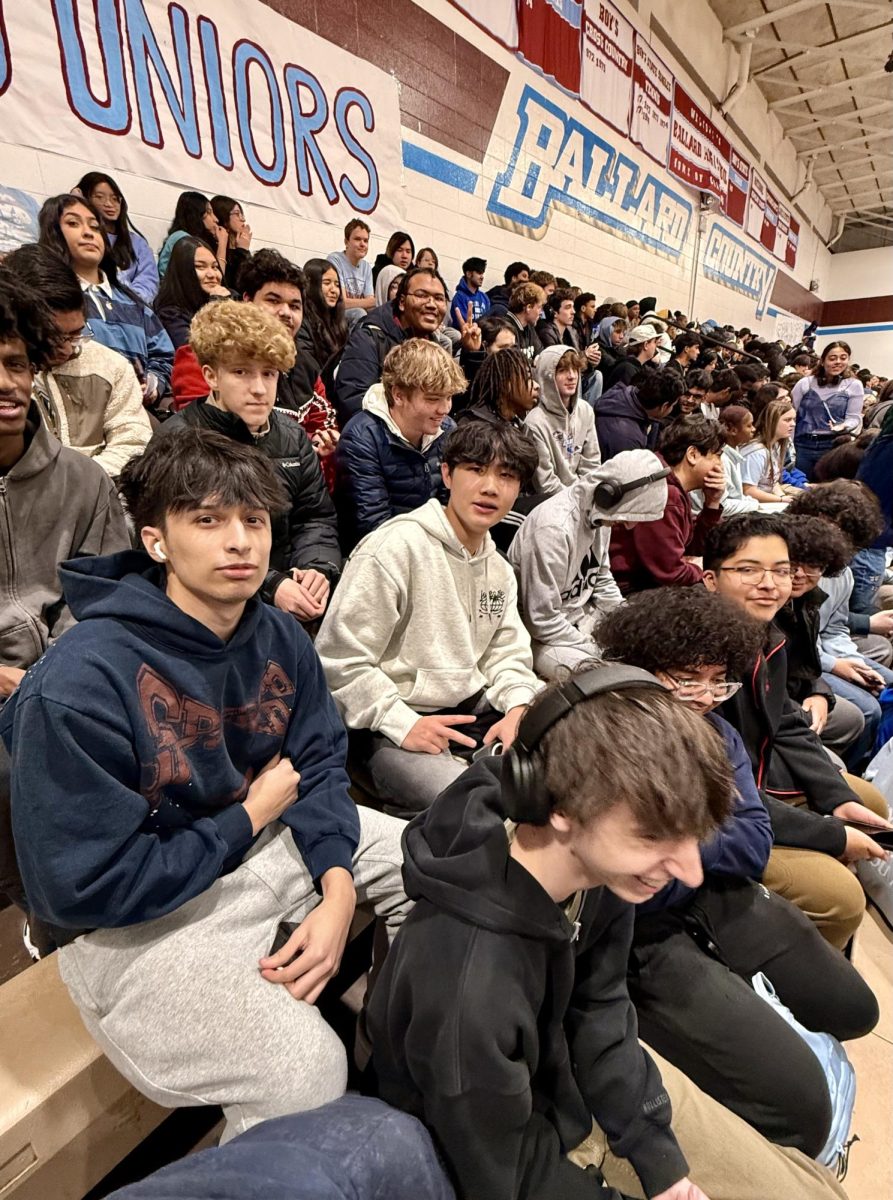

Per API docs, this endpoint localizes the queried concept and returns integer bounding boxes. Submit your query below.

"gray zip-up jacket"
[0,406,130,670]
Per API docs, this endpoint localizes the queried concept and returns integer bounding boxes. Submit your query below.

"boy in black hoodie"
[1,428,408,1139]
[367,667,851,1200]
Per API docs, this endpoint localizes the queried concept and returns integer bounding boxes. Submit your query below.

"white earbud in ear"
[153,540,167,562]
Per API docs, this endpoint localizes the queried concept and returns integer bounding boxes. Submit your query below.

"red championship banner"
[517,0,584,96]
[580,0,634,136]
[669,84,729,204]
[723,145,750,228]
[786,217,800,269]
[629,34,673,166]
[761,187,779,253]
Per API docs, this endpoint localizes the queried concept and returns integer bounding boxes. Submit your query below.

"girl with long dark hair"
[300,257,349,368]
[211,195,253,290]
[157,191,226,278]
[75,172,158,303]
[39,194,174,406]
[153,236,229,348]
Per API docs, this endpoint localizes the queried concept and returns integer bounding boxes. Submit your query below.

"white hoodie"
[315,499,539,746]
[525,344,602,495]
[508,450,668,651]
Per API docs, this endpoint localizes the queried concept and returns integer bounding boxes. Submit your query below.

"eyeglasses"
[67,328,94,347]
[791,564,822,578]
[405,289,447,304]
[717,566,792,582]
[666,674,742,702]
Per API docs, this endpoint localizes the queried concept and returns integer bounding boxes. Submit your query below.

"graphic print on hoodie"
[315,498,539,747]
[1,550,359,937]
[367,757,688,1200]
[525,344,602,495]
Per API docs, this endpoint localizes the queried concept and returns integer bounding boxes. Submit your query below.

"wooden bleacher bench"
[0,953,166,1199]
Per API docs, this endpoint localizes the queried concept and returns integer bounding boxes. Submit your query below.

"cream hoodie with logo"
[315,498,539,746]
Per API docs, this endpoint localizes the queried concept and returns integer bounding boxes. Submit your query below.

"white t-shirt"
[326,251,373,301]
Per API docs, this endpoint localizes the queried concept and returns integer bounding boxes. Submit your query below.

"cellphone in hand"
[844,821,893,849]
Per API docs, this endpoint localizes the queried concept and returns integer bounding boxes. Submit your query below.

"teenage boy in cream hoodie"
[526,344,602,495]
[509,450,670,678]
[316,422,540,817]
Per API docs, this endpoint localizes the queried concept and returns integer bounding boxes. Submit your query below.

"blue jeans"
[850,547,886,614]
[794,437,836,481]
[823,656,893,769]
[108,1095,455,1198]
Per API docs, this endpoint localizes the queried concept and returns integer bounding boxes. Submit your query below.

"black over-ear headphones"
[501,664,667,825]
[592,467,670,510]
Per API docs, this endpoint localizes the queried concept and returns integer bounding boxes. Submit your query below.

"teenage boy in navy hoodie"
[1,427,408,1139]
[367,668,851,1200]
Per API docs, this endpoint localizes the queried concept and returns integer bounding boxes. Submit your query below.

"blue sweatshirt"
[1,550,359,933]
[109,230,160,304]
[450,276,491,329]
[640,712,773,913]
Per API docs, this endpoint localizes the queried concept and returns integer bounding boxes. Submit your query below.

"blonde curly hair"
[189,299,296,372]
[381,338,466,407]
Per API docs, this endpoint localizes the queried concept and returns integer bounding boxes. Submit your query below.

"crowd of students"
[0,174,892,1200]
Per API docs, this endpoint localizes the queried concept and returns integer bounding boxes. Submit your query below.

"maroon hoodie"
[609,456,722,593]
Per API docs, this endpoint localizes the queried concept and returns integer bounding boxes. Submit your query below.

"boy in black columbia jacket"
[155,300,341,622]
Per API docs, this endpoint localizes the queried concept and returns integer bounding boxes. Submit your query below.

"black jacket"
[506,312,543,362]
[774,590,836,708]
[717,626,849,857]
[487,283,512,317]
[334,302,432,425]
[156,402,342,601]
[276,327,323,416]
[604,354,655,391]
[368,759,688,1200]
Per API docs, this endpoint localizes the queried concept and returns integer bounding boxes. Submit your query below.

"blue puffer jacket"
[335,382,455,550]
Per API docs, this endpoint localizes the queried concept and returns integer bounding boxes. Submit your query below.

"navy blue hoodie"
[1,551,359,936]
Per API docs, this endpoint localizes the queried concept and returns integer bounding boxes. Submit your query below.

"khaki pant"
[761,774,888,950]
[571,1046,848,1200]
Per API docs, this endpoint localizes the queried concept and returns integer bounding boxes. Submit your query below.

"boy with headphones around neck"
[508,449,670,678]
[367,666,852,1199]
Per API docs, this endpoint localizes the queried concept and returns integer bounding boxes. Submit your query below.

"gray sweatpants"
[59,807,408,1140]
[368,734,468,816]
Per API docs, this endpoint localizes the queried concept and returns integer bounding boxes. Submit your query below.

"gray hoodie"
[316,499,539,746]
[0,406,130,670]
[525,344,602,495]
[508,450,668,653]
